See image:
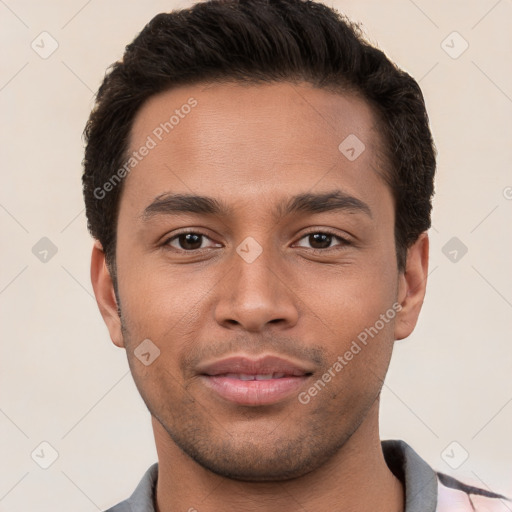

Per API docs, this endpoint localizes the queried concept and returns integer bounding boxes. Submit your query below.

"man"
[82,0,509,510]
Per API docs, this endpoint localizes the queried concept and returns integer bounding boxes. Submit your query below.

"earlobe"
[90,240,125,348]
[394,233,429,341]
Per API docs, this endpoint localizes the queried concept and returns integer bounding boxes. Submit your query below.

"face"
[92,81,427,481]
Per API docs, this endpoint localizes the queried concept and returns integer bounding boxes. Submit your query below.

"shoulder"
[436,472,511,512]
[382,440,510,512]
[103,463,159,512]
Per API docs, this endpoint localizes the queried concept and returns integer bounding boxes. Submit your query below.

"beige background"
[1,0,511,510]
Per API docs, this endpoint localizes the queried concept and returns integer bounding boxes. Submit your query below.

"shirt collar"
[382,439,438,512]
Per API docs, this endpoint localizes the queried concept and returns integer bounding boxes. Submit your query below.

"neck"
[152,401,404,512]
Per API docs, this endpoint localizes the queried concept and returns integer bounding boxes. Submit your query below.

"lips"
[222,372,290,380]
[198,355,313,406]
[198,355,312,376]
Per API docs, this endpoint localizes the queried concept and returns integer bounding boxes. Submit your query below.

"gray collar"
[382,439,438,512]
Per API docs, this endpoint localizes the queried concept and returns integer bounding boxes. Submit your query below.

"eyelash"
[162,229,352,253]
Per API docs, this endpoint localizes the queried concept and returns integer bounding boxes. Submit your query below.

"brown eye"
[295,231,349,250]
[176,233,204,250]
[165,232,219,251]
[308,233,333,249]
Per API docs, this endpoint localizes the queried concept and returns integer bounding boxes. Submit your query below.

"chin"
[160,415,351,482]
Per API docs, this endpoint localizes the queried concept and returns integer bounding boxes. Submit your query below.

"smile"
[197,355,314,406]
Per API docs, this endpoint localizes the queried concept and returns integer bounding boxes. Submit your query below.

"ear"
[90,240,124,348]
[394,232,429,341]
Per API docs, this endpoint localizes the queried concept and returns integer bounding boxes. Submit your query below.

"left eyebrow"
[139,190,372,223]
[275,190,373,221]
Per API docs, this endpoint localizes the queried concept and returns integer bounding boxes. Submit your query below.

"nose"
[214,244,299,333]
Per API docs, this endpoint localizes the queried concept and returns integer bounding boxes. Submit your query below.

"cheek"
[300,260,397,325]
[300,266,399,382]
[116,257,216,348]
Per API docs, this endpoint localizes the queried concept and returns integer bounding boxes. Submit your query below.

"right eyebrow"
[140,193,233,222]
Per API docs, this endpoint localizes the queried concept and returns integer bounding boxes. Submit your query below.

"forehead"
[122,81,389,215]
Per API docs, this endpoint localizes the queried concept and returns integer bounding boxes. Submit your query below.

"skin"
[91,81,429,512]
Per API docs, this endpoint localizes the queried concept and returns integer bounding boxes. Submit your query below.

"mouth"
[198,355,314,406]
[218,372,301,380]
